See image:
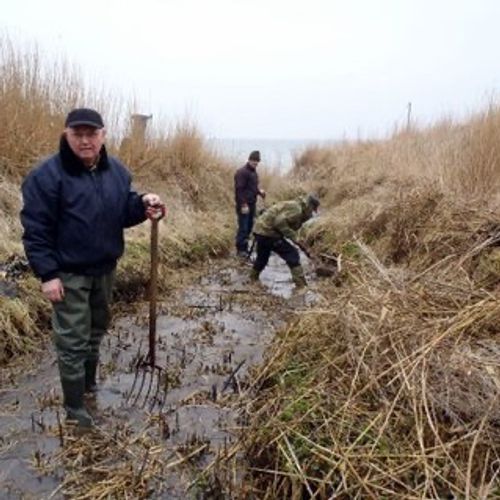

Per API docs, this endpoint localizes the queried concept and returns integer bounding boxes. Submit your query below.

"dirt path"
[0,256,320,498]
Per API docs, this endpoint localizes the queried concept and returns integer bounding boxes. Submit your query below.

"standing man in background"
[234,150,265,258]
[21,108,166,428]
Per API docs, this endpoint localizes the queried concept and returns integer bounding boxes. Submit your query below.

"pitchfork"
[126,217,167,410]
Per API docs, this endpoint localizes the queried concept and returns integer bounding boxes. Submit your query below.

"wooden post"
[406,102,412,131]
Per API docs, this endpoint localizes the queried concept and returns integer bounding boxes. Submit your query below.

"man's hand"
[240,204,250,215]
[142,193,161,206]
[295,239,312,258]
[146,204,166,220]
[259,189,266,199]
[42,278,65,302]
[142,193,166,220]
[295,239,308,249]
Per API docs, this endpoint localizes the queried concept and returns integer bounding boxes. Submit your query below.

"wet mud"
[0,256,320,498]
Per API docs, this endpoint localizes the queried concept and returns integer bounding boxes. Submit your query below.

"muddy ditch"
[0,256,323,498]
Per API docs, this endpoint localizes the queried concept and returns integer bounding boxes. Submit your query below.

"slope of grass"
[242,110,500,498]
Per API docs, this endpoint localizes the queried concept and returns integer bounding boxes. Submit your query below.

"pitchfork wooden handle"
[148,218,159,367]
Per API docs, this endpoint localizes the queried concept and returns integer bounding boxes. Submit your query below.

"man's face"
[248,160,259,169]
[65,126,106,166]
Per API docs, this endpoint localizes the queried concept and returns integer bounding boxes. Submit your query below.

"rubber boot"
[61,378,93,428]
[290,265,307,289]
[249,268,260,282]
[84,359,98,394]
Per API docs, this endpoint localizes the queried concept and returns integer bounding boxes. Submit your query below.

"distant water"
[209,138,323,171]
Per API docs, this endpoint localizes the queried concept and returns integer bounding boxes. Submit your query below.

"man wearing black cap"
[234,150,265,258]
[20,108,166,427]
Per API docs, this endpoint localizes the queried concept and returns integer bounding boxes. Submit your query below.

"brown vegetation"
[2,34,499,498]
[242,111,500,498]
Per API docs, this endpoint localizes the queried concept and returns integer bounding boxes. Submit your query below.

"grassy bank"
[0,38,235,366]
[243,113,500,498]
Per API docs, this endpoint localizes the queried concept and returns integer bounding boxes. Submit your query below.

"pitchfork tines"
[126,217,168,410]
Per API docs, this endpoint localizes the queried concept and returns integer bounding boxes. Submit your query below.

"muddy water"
[0,256,318,498]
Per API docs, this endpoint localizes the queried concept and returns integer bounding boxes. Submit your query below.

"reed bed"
[243,231,499,498]
[240,109,500,498]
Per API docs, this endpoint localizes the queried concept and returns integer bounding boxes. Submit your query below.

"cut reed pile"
[29,416,212,499]
[241,110,500,498]
[245,212,499,498]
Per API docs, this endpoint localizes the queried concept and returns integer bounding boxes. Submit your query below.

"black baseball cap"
[65,108,104,129]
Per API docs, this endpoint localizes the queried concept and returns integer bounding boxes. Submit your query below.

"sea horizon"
[208,137,338,171]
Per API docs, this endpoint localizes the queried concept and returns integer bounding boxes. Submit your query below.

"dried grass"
[0,272,50,365]
[292,105,500,208]
[244,242,499,498]
[241,108,500,498]
[30,419,210,499]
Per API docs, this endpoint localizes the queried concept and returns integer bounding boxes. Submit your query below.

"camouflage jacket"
[253,197,313,240]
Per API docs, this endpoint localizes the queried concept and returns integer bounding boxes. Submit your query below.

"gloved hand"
[295,239,307,251]
[146,203,167,220]
[295,239,313,259]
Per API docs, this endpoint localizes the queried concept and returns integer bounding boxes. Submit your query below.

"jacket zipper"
[90,169,105,251]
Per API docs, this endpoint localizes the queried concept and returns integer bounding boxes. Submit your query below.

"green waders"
[52,271,114,427]
[250,264,307,287]
[249,268,260,281]
[290,265,307,288]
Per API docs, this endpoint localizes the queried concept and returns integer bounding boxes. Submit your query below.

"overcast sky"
[3,0,500,139]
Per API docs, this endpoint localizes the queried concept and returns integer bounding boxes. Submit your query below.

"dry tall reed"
[241,107,500,498]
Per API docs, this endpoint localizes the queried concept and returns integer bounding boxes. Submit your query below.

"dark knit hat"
[248,150,261,162]
[306,193,320,210]
[65,108,104,129]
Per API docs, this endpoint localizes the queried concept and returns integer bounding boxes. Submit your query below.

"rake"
[126,217,167,410]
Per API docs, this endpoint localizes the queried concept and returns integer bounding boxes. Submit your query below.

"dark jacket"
[21,137,146,282]
[234,163,259,208]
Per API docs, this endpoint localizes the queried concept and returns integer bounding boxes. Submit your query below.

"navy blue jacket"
[21,137,146,282]
[234,163,260,208]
